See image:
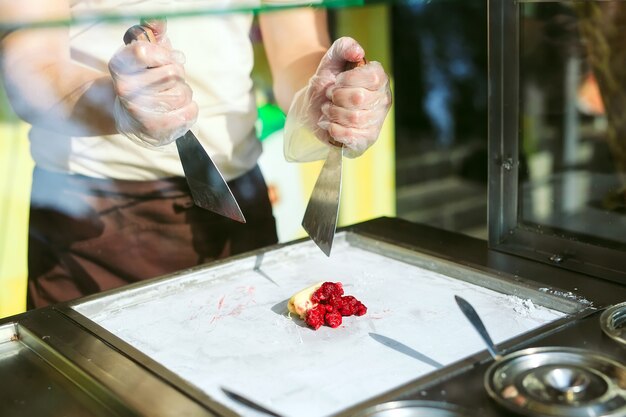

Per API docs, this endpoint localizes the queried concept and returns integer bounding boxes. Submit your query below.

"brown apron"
[27,166,278,309]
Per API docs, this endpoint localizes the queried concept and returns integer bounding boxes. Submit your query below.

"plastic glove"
[284,36,392,161]
[109,20,198,149]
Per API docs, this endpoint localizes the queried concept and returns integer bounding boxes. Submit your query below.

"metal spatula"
[454,295,503,361]
[221,387,285,417]
[123,24,246,223]
[302,58,366,256]
[301,139,343,257]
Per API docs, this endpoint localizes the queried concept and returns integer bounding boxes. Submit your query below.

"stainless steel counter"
[1,217,624,417]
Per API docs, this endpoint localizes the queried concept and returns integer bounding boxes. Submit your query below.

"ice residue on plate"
[539,287,593,306]
[506,296,538,318]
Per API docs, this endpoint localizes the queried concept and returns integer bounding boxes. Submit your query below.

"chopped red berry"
[325,311,343,328]
[355,303,367,316]
[337,296,360,315]
[301,282,367,330]
[305,305,326,330]
[311,282,344,303]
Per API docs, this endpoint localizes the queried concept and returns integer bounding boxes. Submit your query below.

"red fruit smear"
[305,282,366,330]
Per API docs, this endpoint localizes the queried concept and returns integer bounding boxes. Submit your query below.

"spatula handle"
[123,25,155,45]
[123,24,157,45]
[345,58,367,71]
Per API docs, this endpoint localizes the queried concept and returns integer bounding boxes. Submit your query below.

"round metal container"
[600,302,626,347]
[351,400,474,417]
[484,347,626,417]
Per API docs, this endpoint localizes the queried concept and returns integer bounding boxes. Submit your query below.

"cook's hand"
[109,20,198,149]
[285,37,391,160]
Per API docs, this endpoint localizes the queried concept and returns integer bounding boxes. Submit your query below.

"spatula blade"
[301,146,343,256]
[176,131,246,223]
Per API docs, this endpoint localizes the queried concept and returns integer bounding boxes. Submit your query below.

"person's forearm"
[43,64,118,136]
[0,0,119,136]
[269,49,325,113]
[2,53,118,136]
[1,24,118,137]
[259,9,330,113]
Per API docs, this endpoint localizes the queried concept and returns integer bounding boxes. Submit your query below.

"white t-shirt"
[29,0,261,181]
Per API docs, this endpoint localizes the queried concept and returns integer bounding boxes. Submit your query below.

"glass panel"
[518,1,626,251]
[0,0,389,29]
[0,0,490,316]
[0,0,398,315]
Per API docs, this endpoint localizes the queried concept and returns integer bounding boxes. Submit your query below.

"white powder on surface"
[508,296,537,318]
[539,287,592,305]
[74,235,577,417]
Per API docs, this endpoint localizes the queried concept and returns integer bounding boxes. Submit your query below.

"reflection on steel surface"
[351,400,475,417]
[600,302,626,348]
